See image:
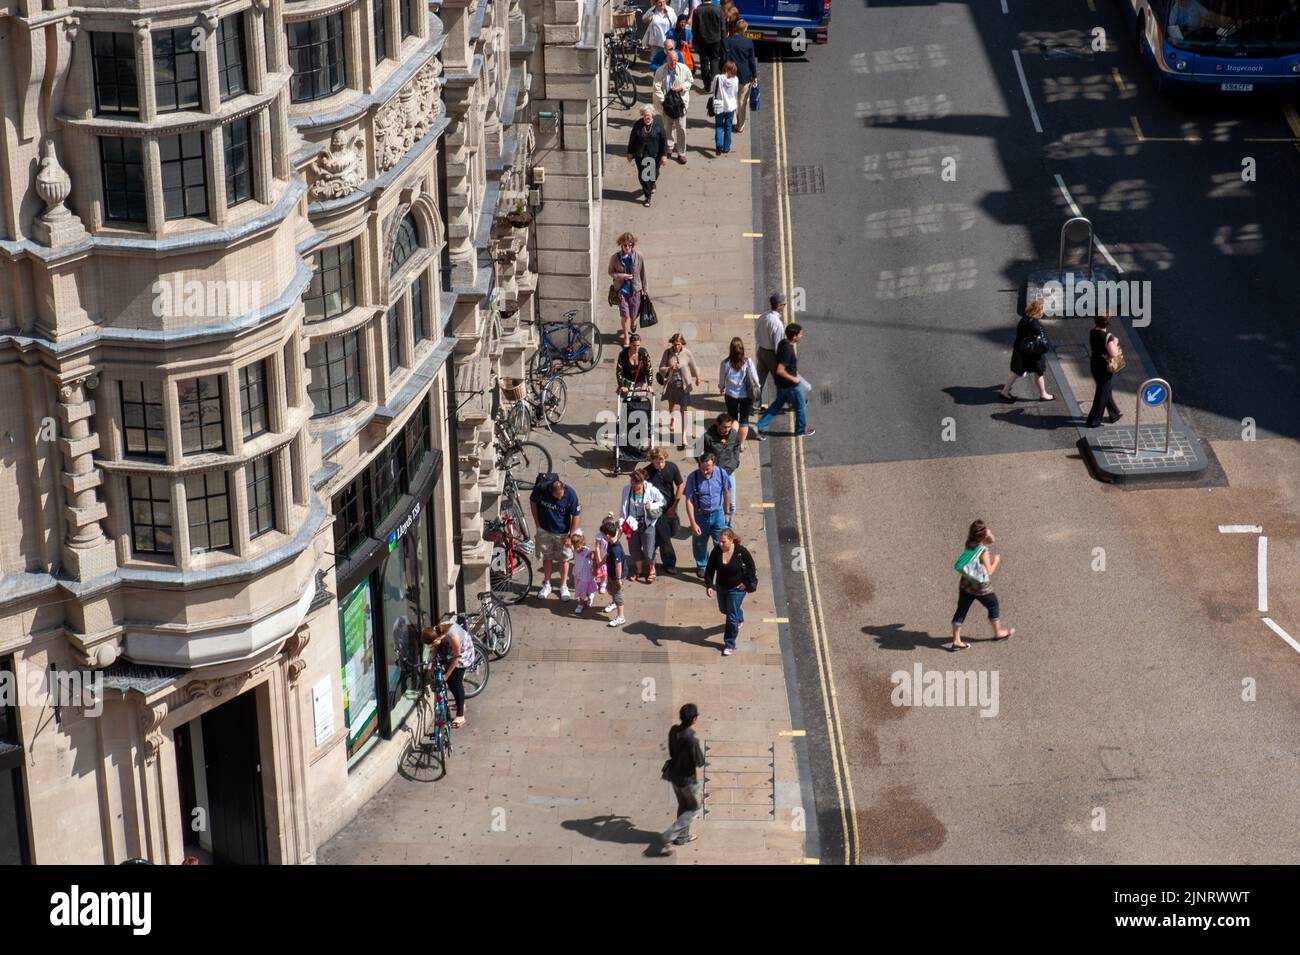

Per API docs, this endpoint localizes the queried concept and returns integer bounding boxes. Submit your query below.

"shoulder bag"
[1105,334,1126,375]
[638,293,658,327]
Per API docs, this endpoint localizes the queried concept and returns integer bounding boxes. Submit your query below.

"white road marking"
[1011,51,1043,134]
[1218,524,1263,534]
[1262,617,1300,655]
[1052,175,1125,273]
[1257,535,1269,613]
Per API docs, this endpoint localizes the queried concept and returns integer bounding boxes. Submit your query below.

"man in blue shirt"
[683,453,732,577]
[530,478,582,599]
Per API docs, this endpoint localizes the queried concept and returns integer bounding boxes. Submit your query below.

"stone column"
[57,374,117,580]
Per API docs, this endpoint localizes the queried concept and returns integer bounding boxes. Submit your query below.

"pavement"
[319,70,812,865]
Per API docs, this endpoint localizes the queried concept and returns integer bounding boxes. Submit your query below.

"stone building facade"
[0,0,605,864]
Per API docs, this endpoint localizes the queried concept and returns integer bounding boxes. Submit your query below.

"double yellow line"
[771,57,860,865]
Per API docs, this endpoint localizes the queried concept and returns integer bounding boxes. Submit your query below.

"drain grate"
[785,165,825,196]
[701,740,776,821]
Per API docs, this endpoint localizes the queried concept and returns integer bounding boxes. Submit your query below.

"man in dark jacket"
[661,703,707,853]
[627,105,669,207]
[691,0,726,93]
[701,413,741,475]
[723,21,759,133]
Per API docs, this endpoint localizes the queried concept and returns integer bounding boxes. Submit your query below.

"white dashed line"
[1262,617,1300,655]
[1218,524,1263,534]
[1257,535,1269,613]
[1011,51,1042,134]
[1052,175,1125,273]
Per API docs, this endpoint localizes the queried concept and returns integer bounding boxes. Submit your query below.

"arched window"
[390,214,420,276]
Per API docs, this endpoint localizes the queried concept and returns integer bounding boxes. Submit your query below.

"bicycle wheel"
[399,696,445,781]
[462,645,490,698]
[490,547,533,605]
[502,486,530,542]
[486,602,513,659]
[537,376,566,426]
[616,69,637,109]
[508,441,552,477]
[572,322,603,373]
[507,400,533,441]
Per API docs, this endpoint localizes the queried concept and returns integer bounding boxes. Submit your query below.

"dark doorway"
[198,691,268,865]
[172,722,203,855]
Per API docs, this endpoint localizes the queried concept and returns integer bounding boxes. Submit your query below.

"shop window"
[128,475,174,555]
[100,136,147,223]
[305,241,357,322]
[332,474,367,559]
[185,470,232,552]
[153,27,202,113]
[288,14,347,103]
[339,579,378,760]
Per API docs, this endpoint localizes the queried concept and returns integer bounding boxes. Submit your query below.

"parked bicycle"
[605,26,640,109]
[395,632,452,782]
[446,590,513,662]
[530,309,603,377]
[494,412,553,476]
[500,464,532,541]
[504,372,567,439]
[486,513,533,605]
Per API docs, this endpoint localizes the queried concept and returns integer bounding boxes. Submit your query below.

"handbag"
[1106,341,1126,375]
[661,759,674,782]
[608,284,619,307]
[745,358,760,402]
[750,79,761,112]
[638,293,658,328]
[954,546,990,586]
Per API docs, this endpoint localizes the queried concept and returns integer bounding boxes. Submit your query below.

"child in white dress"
[572,532,606,613]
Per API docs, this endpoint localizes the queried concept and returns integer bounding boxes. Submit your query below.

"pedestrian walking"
[701,412,741,519]
[658,332,701,450]
[683,452,732,577]
[691,0,726,92]
[709,61,739,156]
[626,105,668,208]
[718,336,761,449]
[642,0,678,71]
[620,469,667,583]
[608,233,649,348]
[705,528,758,655]
[600,517,629,627]
[1085,313,1124,428]
[645,447,684,575]
[755,291,786,408]
[1000,299,1055,402]
[754,323,814,438]
[421,622,478,726]
[530,477,582,600]
[660,703,706,854]
[723,20,758,133]
[616,332,653,393]
[653,49,693,163]
[950,520,1014,650]
[571,531,604,615]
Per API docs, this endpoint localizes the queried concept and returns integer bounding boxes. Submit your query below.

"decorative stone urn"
[34,138,88,246]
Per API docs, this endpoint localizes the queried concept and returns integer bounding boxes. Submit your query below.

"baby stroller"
[614,387,656,472]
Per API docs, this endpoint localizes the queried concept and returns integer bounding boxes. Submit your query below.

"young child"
[571,531,602,614]
[600,517,627,627]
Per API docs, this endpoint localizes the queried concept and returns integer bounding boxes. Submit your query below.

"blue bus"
[1123,1,1300,93]
[735,0,831,46]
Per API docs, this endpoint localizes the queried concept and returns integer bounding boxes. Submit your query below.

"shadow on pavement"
[623,620,724,650]
[561,814,665,856]
[862,623,950,652]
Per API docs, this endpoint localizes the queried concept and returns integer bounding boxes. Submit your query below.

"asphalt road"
[757,0,1300,863]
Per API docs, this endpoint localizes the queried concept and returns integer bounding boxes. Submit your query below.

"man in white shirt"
[755,291,786,408]
[653,49,694,163]
[643,0,679,71]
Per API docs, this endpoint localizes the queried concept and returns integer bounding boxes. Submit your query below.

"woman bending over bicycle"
[422,622,477,727]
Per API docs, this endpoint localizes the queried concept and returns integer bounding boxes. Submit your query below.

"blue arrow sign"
[1142,384,1167,406]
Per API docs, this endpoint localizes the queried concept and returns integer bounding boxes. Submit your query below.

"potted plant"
[505,200,532,228]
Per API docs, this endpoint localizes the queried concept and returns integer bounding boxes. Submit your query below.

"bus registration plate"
[746,31,762,40]
[1220,82,1254,91]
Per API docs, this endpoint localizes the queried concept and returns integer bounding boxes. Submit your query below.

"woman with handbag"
[1085,312,1124,428]
[708,61,739,156]
[949,520,1014,650]
[659,333,701,451]
[607,232,649,349]
[705,529,758,656]
[620,469,667,583]
[1000,298,1054,402]
[718,336,761,451]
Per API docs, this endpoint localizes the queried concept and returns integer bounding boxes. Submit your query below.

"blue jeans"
[715,111,734,151]
[756,384,807,435]
[717,587,746,649]
[692,509,727,570]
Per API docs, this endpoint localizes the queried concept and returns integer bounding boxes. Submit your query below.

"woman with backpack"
[1000,299,1055,402]
[705,528,758,656]
[950,520,1014,650]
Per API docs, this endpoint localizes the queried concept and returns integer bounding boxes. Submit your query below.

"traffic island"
[1025,218,1208,483]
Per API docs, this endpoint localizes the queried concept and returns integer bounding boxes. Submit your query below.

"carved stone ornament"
[186,674,246,703]
[33,139,88,247]
[309,128,366,200]
[141,703,167,764]
[374,60,444,173]
[200,8,220,32]
[284,626,311,685]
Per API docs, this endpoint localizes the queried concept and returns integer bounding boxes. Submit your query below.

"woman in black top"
[1000,299,1055,402]
[705,528,758,656]
[1085,313,1123,428]
[627,105,669,207]
[616,333,653,393]
[645,447,684,575]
